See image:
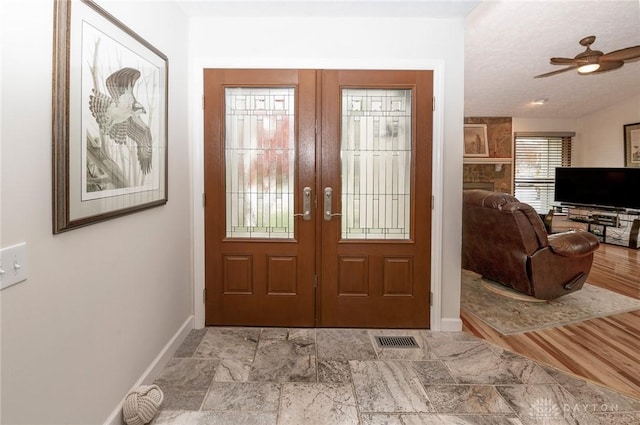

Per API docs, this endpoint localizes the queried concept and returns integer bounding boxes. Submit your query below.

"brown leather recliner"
[462,190,600,300]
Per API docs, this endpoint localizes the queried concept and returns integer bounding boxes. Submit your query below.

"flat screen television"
[554,167,640,210]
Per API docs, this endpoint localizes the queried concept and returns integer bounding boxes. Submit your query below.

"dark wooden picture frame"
[52,0,168,233]
[624,122,640,168]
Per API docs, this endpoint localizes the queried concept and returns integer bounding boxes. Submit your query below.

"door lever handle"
[294,187,312,221]
[324,187,342,221]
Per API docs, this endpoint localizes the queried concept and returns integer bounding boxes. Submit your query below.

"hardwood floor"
[461,243,640,400]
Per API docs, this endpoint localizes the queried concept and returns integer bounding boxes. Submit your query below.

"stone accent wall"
[463,117,513,194]
[463,164,512,193]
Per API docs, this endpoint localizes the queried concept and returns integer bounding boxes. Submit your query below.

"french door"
[204,69,432,328]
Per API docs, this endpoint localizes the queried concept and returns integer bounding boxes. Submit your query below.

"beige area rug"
[461,269,640,335]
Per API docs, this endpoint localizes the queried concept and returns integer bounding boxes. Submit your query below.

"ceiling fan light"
[578,63,600,74]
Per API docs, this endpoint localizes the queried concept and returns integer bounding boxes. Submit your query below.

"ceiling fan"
[534,35,640,78]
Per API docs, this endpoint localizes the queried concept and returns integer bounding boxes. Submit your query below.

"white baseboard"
[103,315,194,425]
[439,317,463,332]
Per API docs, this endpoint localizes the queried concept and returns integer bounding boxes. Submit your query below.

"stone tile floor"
[151,327,640,424]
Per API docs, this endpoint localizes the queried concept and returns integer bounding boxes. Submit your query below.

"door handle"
[294,187,312,221]
[324,187,342,221]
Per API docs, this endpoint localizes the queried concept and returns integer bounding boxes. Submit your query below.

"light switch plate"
[0,242,28,290]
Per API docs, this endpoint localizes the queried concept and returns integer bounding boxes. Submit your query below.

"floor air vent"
[375,336,419,348]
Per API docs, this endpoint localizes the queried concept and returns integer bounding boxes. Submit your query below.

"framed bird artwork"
[52,0,168,233]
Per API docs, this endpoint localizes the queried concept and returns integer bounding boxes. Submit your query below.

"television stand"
[551,205,640,249]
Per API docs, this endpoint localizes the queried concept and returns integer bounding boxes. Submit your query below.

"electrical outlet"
[0,242,28,290]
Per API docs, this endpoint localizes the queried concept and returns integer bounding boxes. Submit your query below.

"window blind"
[514,135,572,213]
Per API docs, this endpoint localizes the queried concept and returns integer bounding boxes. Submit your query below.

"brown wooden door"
[318,70,432,328]
[204,69,317,326]
[204,69,432,328]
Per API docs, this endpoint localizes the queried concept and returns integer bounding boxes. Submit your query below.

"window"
[514,132,573,213]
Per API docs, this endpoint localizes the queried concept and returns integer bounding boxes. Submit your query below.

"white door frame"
[190,59,445,330]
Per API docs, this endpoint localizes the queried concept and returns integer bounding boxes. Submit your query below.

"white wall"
[512,117,578,133]
[188,15,466,330]
[575,94,640,166]
[514,94,640,167]
[0,1,191,424]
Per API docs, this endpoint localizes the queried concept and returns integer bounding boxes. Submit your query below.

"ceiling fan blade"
[550,57,578,65]
[534,66,578,78]
[601,46,640,62]
[592,60,624,73]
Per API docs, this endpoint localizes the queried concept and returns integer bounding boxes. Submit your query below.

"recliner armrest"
[547,230,600,257]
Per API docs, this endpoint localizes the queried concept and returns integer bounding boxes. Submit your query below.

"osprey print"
[88,67,153,175]
[80,21,162,197]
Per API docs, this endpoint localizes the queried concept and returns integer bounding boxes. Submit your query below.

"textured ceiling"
[177,0,640,119]
[465,1,640,118]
